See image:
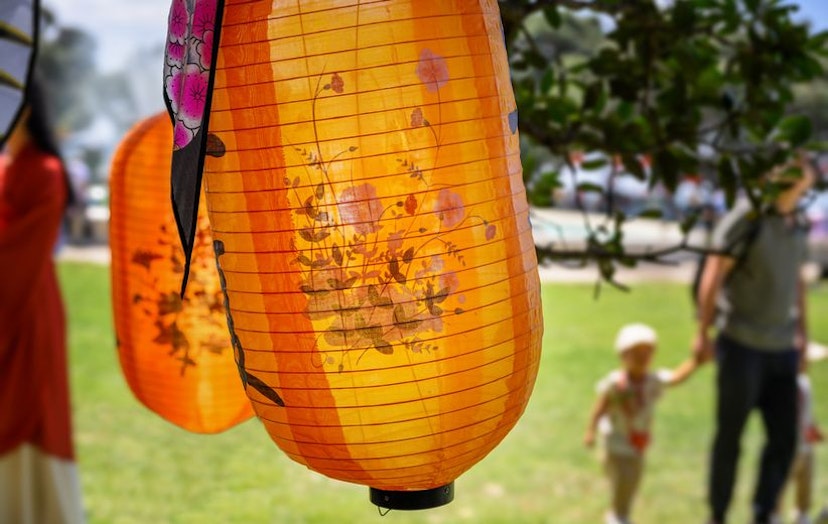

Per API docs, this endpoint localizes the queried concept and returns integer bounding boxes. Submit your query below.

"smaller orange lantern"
[109,113,253,433]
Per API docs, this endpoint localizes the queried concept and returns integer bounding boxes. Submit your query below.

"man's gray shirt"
[711,200,808,351]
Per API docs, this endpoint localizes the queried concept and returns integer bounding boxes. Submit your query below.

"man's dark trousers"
[709,334,799,523]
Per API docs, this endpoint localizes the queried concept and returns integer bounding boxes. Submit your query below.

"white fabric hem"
[0,444,85,524]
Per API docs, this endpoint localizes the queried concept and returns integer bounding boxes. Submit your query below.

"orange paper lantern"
[172,0,542,508]
[109,113,254,433]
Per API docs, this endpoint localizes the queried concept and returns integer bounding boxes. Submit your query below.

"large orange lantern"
[164,0,542,508]
[109,112,253,433]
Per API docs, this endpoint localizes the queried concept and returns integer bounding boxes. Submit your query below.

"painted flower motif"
[404,194,417,215]
[191,0,217,40]
[410,107,424,127]
[166,40,186,69]
[330,73,344,94]
[178,64,209,130]
[338,183,384,235]
[434,189,465,228]
[196,29,214,70]
[165,68,183,114]
[167,0,189,44]
[416,48,449,92]
[387,231,405,256]
[485,223,497,240]
[439,271,460,293]
[173,121,194,150]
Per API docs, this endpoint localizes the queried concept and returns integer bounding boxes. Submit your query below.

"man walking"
[694,157,816,524]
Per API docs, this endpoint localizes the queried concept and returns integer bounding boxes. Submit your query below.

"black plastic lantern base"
[370,482,454,511]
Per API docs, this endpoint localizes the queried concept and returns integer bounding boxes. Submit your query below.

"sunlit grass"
[59,262,828,523]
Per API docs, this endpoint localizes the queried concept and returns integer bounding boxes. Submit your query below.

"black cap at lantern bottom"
[370,482,454,511]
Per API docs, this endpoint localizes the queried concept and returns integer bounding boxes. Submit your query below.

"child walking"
[774,373,824,524]
[584,323,702,524]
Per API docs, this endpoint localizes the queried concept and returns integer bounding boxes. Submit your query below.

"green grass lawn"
[59,262,828,523]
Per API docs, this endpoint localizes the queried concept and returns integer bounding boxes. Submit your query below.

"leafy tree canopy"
[499,0,828,286]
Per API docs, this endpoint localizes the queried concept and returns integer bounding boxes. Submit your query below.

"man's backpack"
[690,216,763,309]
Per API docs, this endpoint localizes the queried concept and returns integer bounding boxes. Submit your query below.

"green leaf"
[580,158,608,171]
[653,150,680,192]
[543,6,561,28]
[680,211,699,235]
[777,115,813,147]
[718,156,738,208]
[540,69,554,94]
[622,154,646,180]
[576,182,604,194]
[638,208,663,219]
[582,82,605,112]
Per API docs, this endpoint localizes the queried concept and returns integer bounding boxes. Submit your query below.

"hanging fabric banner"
[163,0,226,294]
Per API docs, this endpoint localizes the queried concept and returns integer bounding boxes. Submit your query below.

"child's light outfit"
[782,374,821,522]
[596,369,673,522]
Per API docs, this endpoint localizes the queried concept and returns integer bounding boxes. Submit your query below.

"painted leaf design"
[373,339,394,355]
[299,228,331,243]
[246,373,285,407]
[388,258,406,283]
[132,249,163,269]
[367,285,394,308]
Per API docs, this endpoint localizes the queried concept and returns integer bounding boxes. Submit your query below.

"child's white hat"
[615,323,657,354]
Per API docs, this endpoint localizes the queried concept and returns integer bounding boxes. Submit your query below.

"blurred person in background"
[0,77,84,523]
[695,155,816,524]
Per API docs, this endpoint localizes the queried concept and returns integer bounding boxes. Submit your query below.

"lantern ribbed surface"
[203,0,542,491]
[110,113,254,433]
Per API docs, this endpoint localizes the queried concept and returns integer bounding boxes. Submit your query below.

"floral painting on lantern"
[287,49,498,372]
[129,214,228,375]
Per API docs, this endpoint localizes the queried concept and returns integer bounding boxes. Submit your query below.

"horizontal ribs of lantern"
[203,0,541,490]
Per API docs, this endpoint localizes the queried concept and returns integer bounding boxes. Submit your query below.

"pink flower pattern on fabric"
[167,0,188,43]
[179,65,209,129]
[196,30,214,70]
[191,0,216,38]
[338,183,384,235]
[434,189,465,228]
[416,48,449,92]
[166,40,186,69]
[163,0,218,150]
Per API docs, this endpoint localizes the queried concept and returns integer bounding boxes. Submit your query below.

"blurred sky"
[48,0,828,76]
[48,0,170,73]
